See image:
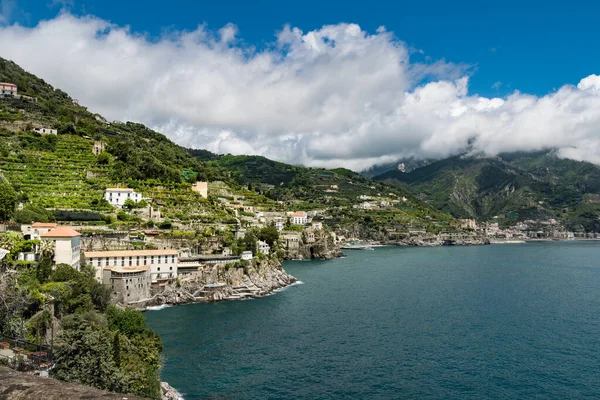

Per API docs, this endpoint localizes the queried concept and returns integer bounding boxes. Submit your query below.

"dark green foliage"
[53,210,103,221]
[105,305,148,337]
[257,226,279,247]
[157,219,172,229]
[52,314,128,394]
[35,257,52,284]
[0,181,17,221]
[14,205,55,224]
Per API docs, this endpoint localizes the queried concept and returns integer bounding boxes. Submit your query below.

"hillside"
[374,151,600,231]
[0,57,452,235]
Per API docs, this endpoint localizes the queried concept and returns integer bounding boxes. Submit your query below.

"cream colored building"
[192,181,208,198]
[33,127,57,135]
[85,249,178,283]
[41,226,82,269]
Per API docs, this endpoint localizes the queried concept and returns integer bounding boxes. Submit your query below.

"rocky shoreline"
[134,259,297,310]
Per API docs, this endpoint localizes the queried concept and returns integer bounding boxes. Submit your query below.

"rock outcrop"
[284,230,343,260]
[161,381,183,400]
[137,257,297,309]
[0,366,147,400]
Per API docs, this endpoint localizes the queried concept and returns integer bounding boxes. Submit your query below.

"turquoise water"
[145,242,600,399]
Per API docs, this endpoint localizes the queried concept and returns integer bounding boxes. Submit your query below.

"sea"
[144,241,600,400]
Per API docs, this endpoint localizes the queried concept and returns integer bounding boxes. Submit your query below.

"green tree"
[258,226,279,247]
[123,198,136,211]
[0,181,17,221]
[105,305,148,336]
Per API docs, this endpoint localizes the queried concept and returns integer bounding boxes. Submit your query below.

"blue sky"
[2,0,600,169]
[9,0,600,97]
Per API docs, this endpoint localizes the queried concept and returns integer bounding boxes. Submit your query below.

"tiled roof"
[104,265,150,273]
[85,249,178,258]
[41,226,81,238]
[105,188,135,192]
[32,222,57,228]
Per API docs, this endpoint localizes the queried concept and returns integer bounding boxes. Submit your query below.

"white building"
[85,249,178,283]
[33,127,57,135]
[289,211,308,225]
[274,216,284,231]
[257,240,270,255]
[104,188,142,207]
[311,222,323,231]
[41,226,81,269]
[22,222,57,240]
[241,251,253,260]
[0,82,17,96]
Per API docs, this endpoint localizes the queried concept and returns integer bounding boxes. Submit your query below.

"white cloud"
[1,13,600,171]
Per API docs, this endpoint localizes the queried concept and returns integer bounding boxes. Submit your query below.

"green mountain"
[374,151,600,232]
[0,57,450,233]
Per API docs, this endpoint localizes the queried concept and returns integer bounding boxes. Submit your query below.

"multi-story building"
[104,188,142,207]
[289,211,308,225]
[0,82,17,96]
[257,240,270,255]
[84,249,178,283]
[41,226,82,269]
[102,265,151,304]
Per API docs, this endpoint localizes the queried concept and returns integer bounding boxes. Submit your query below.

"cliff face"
[284,231,343,260]
[140,257,296,308]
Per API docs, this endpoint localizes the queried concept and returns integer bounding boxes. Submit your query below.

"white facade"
[41,227,82,270]
[33,127,57,135]
[241,251,253,260]
[257,240,270,255]
[104,188,142,207]
[289,211,308,225]
[85,249,178,282]
[22,222,57,240]
[274,217,284,231]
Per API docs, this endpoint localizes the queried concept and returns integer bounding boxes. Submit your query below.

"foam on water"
[146,304,173,311]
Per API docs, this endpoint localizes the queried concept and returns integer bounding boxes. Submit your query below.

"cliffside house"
[191,181,209,198]
[305,229,316,243]
[104,188,142,207]
[84,249,178,284]
[257,240,270,255]
[41,226,82,269]
[241,251,253,260]
[273,216,284,231]
[0,82,17,97]
[102,265,151,304]
[22,222,58,240]
[33,127,57,135]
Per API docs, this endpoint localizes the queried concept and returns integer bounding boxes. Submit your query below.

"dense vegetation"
[0,250,162,399]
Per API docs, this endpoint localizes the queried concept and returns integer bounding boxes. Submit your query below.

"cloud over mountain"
[1,13,600,170]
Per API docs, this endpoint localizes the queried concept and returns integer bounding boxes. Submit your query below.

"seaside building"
[84,249,178,283]
[41,226,82,269]
[103,265,151,304]
[104,188,142,207]
[0,82,17,96]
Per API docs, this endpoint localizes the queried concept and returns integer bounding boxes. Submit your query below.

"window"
[157,267,161,271]
[151,256,154,264]
[170,266,172,270]
[172,255,175,263]
[129,259,132,266]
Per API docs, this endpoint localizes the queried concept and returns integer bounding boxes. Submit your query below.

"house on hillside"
[257,240,270,255]
[102,265,151,304]
[289,211,308,225]
[41,226,82,269]
[191,181,208,198]
[0,82,17,97]
[104,188,142,207]
[33,127,57,135]
[21,222,58,240]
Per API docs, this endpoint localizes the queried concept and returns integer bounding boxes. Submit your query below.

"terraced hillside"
[0,132,111,209]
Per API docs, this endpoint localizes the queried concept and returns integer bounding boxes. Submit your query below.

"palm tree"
[39,239,55,260]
